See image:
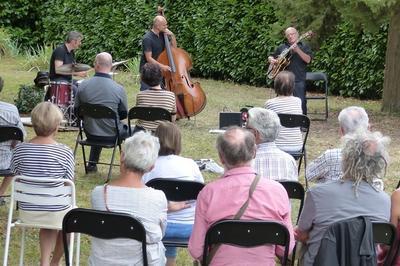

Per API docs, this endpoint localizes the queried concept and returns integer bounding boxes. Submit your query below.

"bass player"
[268,27,313,115]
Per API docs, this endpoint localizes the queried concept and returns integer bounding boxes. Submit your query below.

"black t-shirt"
[272,41,313,82]
[139,31,166,72]
[49,44,76,82]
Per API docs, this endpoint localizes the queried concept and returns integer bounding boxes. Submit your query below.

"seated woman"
[295,131,390,265]
[134,63,176,133]
[10,102,74,266]
[264,71,303,152]
[90,131,167,266]
[143,121,204,266]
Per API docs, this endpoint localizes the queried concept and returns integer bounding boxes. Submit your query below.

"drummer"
[48,31,87,97]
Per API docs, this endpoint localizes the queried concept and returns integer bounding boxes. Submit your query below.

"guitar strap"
[205,174,261,265]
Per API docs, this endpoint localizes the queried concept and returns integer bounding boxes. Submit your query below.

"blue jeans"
[164,223,193,258]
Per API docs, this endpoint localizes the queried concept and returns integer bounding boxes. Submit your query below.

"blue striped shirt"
[10,142,74,211]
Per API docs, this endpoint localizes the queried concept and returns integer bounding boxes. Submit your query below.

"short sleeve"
[143,37,153,53]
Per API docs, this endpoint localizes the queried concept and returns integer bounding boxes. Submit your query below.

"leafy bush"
[22,44,54,71]
[0,28,19,57]
[14,84,45,114]
[311,21,387,99]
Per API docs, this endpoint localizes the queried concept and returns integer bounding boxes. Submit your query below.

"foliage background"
[0,0,389,99]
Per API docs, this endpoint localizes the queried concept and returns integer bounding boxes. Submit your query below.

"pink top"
[188,166,295,265]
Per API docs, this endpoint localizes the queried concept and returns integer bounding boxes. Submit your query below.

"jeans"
[164,223,193,258]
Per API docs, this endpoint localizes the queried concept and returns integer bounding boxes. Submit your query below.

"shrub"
[14,84,45,114]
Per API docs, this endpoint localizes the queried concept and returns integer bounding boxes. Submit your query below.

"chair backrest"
[372,222,397,266]
[128,106,172,122]
[0,125,24,143]
[306,72,328,83]
[146,178,204,201]
[11,175,75,207]
[279,181,305,224]
[277,113,310,151]
[202,219,290,266]
[62,208,148,266]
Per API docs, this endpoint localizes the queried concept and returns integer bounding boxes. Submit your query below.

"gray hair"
[247,107,280,143]
[341,131,390,194]
[216,127,256,169]
[338,106,369,135]
[95,52,113,68]
[122,131,160,174]
[66,31,83,43]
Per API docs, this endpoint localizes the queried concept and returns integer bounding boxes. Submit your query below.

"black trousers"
[294,81,307,115]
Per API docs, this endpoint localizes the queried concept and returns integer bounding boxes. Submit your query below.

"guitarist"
[268,27,313,115]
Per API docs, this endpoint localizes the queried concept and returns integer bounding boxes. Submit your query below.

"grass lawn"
[0,56,399,265]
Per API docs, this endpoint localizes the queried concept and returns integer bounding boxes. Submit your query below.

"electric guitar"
[267,31,314,79]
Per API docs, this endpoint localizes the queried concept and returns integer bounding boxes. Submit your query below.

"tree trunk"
[382,8,400,113]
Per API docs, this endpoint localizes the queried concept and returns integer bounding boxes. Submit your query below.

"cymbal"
[56,63,92,75]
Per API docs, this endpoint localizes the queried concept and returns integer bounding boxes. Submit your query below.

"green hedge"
[1,1,389,99]
[311,21,387,99]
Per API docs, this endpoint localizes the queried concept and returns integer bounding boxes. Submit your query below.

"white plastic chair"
[3,175,76,266]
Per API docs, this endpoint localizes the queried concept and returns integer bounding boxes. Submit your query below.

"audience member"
[246,107,298,181]
[90,131,167,265]
[143,121,204,266]
[134,63,176,133]
[390,188,400,265]
[305,106,384,189]
[0,76,26,199]
[265,70,303,153]
[10,102,74,266]
[74,52,129,172]
[188,126,295,265]
[296,130,391,265]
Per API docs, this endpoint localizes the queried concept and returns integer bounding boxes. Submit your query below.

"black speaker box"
[219,112,243,129]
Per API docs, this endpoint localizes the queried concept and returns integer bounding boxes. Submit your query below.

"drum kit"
[46,63,91,127]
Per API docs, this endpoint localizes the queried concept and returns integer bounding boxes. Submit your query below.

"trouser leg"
[294,81,307,115]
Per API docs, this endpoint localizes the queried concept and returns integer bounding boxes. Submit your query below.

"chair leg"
[3,223,12,266]
[106,145,118,182]
[19,227,25,266]
[69,232,74,266]
[81,145,88,174]
[75,233,81,266]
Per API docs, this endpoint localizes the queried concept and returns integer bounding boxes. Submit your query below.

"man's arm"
[296,190,316,243]
[306,151,329,182]
[143,38,171,72]
[118,88,128,120]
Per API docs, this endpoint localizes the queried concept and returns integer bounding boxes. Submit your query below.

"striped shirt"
[0,101,26,169]
[264,96,303,152]
[254,142,298,181]
[135,89,176,131]
[10,142,75,211]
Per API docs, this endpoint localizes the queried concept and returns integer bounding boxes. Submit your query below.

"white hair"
[338,106,369,134]
[341,131,390,195]
[122,131,160,173]
[247,107,280,143]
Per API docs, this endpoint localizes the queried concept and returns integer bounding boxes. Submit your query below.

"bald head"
[285,27,299,44]
[152,16,168,33]
[94,52,112,73]
[216,127,256,170]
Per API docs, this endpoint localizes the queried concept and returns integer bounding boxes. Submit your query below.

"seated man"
[74,52,129,172]
[246,107,298,181]
[188,126,295,265]
[306,106,383,189]
[134,62,176,133]
[296,130,391,265]
[0,76,26,200]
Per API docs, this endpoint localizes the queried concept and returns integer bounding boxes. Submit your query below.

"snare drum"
[48,82,72,107]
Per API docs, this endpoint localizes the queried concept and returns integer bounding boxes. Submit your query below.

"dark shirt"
[272,41,313,82]
[49,43,76,82]
[139,31,165,72]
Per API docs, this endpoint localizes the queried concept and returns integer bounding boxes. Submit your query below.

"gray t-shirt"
[298,180,390,265]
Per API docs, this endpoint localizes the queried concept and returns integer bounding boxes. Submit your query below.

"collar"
[257,142,277,149]
[94,72,112,79]
[222,166,256,179]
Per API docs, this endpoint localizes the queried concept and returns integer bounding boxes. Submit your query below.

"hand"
[160,64,172,72]
[269,57,277,64]
[164,29,174,36]
[292,44,300,53]
[168,201,191,212]
[294,226,309,243]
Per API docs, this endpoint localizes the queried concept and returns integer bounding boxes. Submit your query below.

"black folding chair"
[62,208,148,266]
[372,222,397,266]
[202,219,290,266]
[0,126,24,176]
[279,181,305,266]
[73,103,121,181]
[128,106,172,135]
[277,113,310,189]
[306,72,328,120]
[146,178,204,247]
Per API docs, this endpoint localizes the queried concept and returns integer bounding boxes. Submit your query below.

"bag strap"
[206,174,261,265]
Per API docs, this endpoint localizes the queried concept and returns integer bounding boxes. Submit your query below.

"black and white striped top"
[265,96,303,152]
[10,142,75,211]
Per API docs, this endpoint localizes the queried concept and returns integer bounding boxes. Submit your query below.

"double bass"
[157,10,206,119]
